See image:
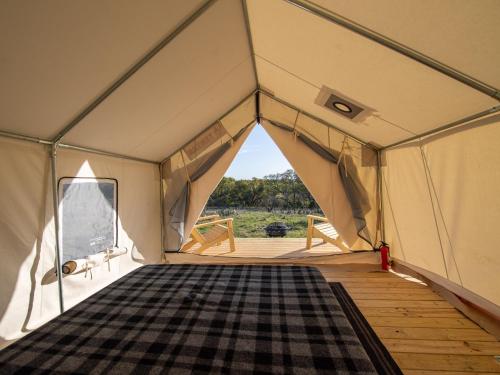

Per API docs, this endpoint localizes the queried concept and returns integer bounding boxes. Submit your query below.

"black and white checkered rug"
[0,265,383,374]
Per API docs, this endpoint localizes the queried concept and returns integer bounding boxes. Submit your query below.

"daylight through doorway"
[184,124,349,259]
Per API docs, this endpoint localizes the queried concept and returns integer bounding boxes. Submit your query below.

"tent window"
[58,177,118,263]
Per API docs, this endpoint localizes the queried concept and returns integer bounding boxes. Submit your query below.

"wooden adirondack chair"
[306,215,349,252]
[181,215,236,254]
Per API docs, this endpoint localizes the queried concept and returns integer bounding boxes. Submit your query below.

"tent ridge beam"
[242,0,259,86]
[51,0,218,144]
[57,144,160,165]
[0,129,159,165]
[382,104,500,149]
[255,90,261,123]
[0,129,52,145]
[284,0,500,100]
[258,89,377,150]
[160,89,258,164]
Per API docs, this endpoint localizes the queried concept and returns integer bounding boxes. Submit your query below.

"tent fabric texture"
[0,0,499,347]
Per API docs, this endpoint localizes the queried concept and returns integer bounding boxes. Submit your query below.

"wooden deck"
[319,266,500,374]
[183,237,346,258]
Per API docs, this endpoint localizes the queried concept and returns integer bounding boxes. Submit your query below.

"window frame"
[58,177,119,262]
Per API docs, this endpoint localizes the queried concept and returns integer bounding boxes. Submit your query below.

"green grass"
[203,210,311,238]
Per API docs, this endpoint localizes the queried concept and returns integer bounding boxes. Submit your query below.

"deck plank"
[392,353,500,372]
[359,307,463,318]
[373,326,497,341]
[318,263,500,374]
[382,339,500,355]
[349,292,445,301]
[183,237,345,258]
[367,316,479,329]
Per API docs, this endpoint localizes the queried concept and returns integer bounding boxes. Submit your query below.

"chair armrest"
[307,214,328,223]
[194,218,233,229]
[197,214,220,223]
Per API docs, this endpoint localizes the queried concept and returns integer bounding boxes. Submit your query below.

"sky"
[224,124,292,179]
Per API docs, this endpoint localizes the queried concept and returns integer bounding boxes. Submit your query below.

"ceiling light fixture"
[315,86,374,122]
[332,102,352,113]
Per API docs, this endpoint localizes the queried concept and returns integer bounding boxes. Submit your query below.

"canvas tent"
[0,0,499,346]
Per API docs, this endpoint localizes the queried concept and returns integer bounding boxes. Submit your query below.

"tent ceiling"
[311,0,500,89]
[0,0,205,140]
[248,0,499,147]
[64,0,255,161]
[0,0,498,158]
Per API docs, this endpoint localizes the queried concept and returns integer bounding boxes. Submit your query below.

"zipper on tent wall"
[50,144,65,313]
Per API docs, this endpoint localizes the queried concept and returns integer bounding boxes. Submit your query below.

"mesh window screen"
[59,178,117,263]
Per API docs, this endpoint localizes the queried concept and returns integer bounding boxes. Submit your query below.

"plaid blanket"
[0,265,376,374]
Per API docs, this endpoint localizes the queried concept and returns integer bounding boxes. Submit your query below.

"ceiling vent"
[315,86,372,122]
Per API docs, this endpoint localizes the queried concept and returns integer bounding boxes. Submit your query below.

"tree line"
[208,170,319,211]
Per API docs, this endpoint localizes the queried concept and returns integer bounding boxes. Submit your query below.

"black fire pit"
[264,222,289,237]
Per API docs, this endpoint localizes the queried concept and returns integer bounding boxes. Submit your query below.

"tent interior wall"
[1,0,499,347]
[0,137,161,346]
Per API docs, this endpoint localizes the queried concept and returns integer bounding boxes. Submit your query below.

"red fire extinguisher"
[378,241,390,271]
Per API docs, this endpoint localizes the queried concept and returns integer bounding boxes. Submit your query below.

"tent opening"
[161,94,379,258]
[177,123,354,258]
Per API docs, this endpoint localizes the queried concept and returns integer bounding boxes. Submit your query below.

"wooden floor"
[173,238,500,373]
[318,266,500,374]
[183,237,345,258]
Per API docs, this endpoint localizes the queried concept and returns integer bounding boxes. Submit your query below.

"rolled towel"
[62,247,128,275]
[62,258,88,274]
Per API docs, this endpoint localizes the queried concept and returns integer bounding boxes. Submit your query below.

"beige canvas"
[382,114,500,305]
[0,138,161,346]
